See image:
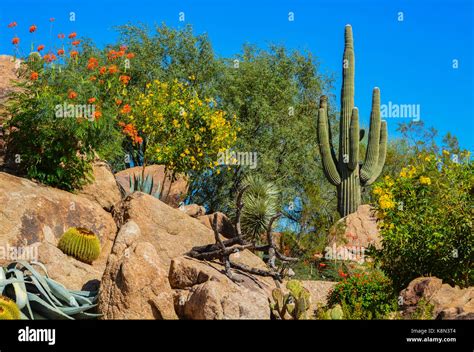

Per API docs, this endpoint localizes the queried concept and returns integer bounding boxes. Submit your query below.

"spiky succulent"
[128,172,161,199]
[58,227,101,264]
[0,261,100,320]
[240,174,279,242]
[327,304,344,320]
[0,295,21,320]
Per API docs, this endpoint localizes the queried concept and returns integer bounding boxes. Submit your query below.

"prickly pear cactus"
[270,280,311,320]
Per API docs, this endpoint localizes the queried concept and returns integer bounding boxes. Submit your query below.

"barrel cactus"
[58,227,101,264]
[0,295,21,320]
[317,25,387,217]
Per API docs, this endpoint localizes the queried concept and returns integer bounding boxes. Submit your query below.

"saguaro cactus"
[318,25,387,217]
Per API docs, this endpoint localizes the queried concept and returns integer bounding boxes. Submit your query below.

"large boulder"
[115,165,188,208]
[179,204,206,218]
[169,256,273,319]
[0,172,117,289]
[326,204,380,262]
[77,161,122,211]
[399,277,474,319]
[112,192,217,271]
[98,221,177,319]
[198,212,236,239]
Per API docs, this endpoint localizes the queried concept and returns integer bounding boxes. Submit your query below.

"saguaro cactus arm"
[348,107,359,170]
[364,120,387,186]
[360,87,382,183]
[318,97,341,186]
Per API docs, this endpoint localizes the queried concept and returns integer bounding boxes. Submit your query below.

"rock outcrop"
[198,212,236,239]
[179,204,206,218]
[77,161,122,211]
[327,204,380,262]
[169,256,273,319]
[0,172,117,289]
[98,221,177,319]
[399,277,474,319]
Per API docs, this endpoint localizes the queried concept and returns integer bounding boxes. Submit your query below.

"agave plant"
[239,174,279,242]
[0,261,100,320]
[128,172,161,199]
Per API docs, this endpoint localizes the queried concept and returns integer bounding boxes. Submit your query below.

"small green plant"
[270,280,311,320]
[240,174,279,242]
[327,270,397,319]
[0,296,21,320]
[128,172,161,198]
[58,228,101,264]
[0,261,100,320]
[409,298,435,320]
[326,304,344,320]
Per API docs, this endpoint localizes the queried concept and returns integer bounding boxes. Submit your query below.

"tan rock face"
[112,192,216,271]
[179,204,206,218]
[0,172,117,289]
[115,165,188,208]
[77,161,122,211]
[169,256,273,319]
[198,212,236,239]
[327,204,380,262]
[98,221,177,319]
[399,277,474,319]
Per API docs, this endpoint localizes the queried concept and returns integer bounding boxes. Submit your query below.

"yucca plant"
[128,172,161,199]
[239,174,279,242]
[0,261,100,320]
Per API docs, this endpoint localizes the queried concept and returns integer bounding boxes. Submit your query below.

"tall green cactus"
[318,25,387,217]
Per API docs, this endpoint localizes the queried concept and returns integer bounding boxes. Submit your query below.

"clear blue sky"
[1,0,472,150]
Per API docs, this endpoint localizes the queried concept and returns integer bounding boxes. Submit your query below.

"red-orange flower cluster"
[87,57,99,70]
[119,122,142,144]
[37,44,45,52]
[29,25,37,33]
[43,53,57,63]
[70,50,79,58]
[57,33,65,39]
[68,32,77,39]
[72,40,81,46]
[57,49,65,56]
[8,22,17,28]
[119,75,131,85]
[12,37,20,45]
[120,104,131,114]
[68,91,78,99]
[30,71,39,81]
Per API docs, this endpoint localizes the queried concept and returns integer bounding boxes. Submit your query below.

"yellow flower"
[379,193,395,210]
[442,150,450,156]
[399,167,408,178]
[373,186,383,196]
[419,176,431,185]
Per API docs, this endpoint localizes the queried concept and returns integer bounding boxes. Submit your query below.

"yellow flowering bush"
[371,150,473,289]
[126,79,237,176]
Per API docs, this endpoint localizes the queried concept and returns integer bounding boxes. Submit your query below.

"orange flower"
[115,99,123,106]
[72,40,81,46]
[87,57,99,70]
[43,53,57,63]
[37,44,45,52]
[126,53,135,59]
[30,72,39,80]
[57,33,65,39]
[135,136,143,144]
[8,22,17,28]
[121,104,132,114]
[319,263,327,268]
[93,111,102,120]
[68,32,77,39]
[120,45,128,51]
[57,48,65,56]
[29,25,37,33]
[12,37,20,45]
[119,75,131,85]
[89,76,97,81]
[70,51,79,58]
[338,270,348,278]
[99,66,107,75]
[108,65,118,74]
[68,91,78,99]
[88,97,96,103]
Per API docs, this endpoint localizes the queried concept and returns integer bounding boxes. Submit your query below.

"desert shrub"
[327,270,398,319]
[371,151,473,289]
[5,27,132,190]
[124,78,237,183]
